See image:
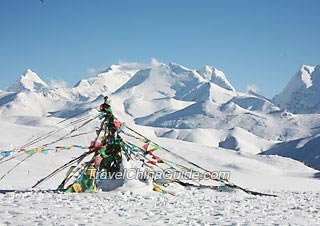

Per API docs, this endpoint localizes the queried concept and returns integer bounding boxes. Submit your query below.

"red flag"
[147,160,157,166]
[142,143,149,151]
[113,120,122,129]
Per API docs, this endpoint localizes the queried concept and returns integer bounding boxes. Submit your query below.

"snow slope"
[135,99,311,141]
[0,90,76,119]
[0,121,319,191]
[155,127,274,154]
[230,90,281,113]
[262,133,320,170]
[0,120,320,225]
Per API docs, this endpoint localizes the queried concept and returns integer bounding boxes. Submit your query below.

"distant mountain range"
[1,60,320,170]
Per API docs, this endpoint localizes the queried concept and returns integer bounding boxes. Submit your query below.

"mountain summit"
[197,65,235,91]
[72,63,145,100]
[116,62,236,103]
[273,65,320,114]
[7,69,48,93]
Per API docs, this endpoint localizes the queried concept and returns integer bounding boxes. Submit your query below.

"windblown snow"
[1,60,320,225]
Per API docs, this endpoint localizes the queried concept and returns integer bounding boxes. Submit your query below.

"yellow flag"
[35,148,42,153]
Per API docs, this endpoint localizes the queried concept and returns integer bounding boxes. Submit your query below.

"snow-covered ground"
[1,190,319,225]
[1,119,320,225]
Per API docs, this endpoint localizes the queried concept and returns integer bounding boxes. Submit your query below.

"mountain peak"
[25,68,33,74]
[169,61,189,69]
[202,65,213,73]
[72,62,145,100]
[168,62,195,75]
[24,69,42,80]
[197,65,235,91]
[300,64,315,72]
[273,64,320,113]
[7,69,48,93]
[297,65,315,88]
[247,89,266,99]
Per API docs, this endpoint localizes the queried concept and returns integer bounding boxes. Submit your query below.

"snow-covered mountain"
[135,98,309,141]
[1,71,67,119]
[273,65,320,114]
[0,63,146,119]
[7,69,48,93]
[1,60,320,164]
[115,61,236,102]
[111,61,319,143]
[1,61,320,226]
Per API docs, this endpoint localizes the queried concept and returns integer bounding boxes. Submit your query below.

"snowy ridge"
[230,91,281,113]
[155,127,274,154]
[181,82,235,103]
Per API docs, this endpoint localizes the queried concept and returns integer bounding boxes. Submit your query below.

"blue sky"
[0,0,319,97]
